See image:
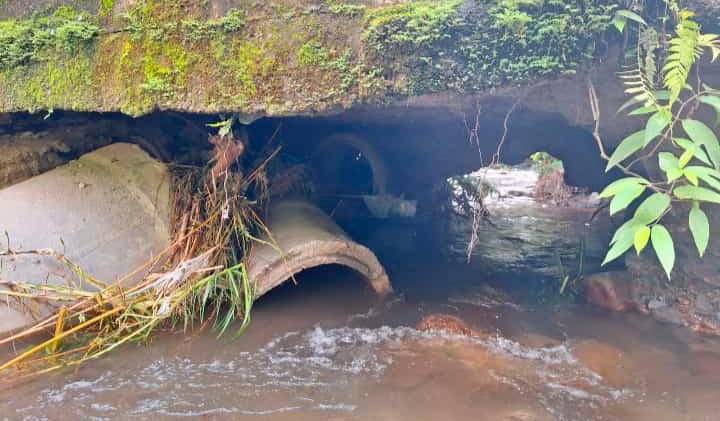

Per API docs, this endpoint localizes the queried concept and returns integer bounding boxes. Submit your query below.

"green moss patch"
[0,7,99,69]
[364,0,616,94]
[0,0,622,116]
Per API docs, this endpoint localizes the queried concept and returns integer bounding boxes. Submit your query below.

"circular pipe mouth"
[247,200,392,300]
[311,133,389,196]
[251,240,392,299]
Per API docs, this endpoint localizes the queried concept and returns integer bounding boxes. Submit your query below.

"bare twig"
[588,81,657,183]
[463,100,483,163]
[491,99,520,166]
[461,98,521,261]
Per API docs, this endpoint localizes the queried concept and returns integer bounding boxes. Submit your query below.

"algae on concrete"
[1,0,712,118]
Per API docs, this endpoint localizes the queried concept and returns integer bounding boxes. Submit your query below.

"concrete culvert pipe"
[247,200,392,299]
[0,143,171,336]
[312,133,389,195]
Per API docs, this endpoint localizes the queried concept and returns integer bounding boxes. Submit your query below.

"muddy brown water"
[2,262,720,421]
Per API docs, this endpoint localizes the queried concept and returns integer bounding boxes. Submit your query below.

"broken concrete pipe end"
[247,200,392,300]
[0,149,391,336]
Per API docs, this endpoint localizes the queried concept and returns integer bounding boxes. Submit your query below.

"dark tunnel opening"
[0,102,621,285]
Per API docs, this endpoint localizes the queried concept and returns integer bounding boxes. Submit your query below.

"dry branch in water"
[463,99,520,262]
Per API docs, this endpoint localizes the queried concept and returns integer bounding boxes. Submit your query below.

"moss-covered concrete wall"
[0,0,713,117]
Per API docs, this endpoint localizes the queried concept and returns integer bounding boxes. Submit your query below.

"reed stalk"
[0,133,273,380]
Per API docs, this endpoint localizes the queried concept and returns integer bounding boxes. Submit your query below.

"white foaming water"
[485,334,580,366]
[482,334,635,421]
[5,322,634,420]
[8,325,412,419]
[449,291,524,310]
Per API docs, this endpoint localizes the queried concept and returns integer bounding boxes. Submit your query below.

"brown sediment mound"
[584,271,641,313]
[416,314,476,337]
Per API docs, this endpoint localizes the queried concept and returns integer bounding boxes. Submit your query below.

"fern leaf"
[663,12,702,104]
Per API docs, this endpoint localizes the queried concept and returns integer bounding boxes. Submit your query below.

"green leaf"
[699,95,720,108]
[611,15,626,33]
[626,86,647,95]
[634,192,671,224]
[699,95,720,113]
[699,95,720,127]
[645,110,672,145]
[616,10,647,26]
[611,218,640,245]
[618,94,648,114]
[606,130,645,172]
[675,138,711,165]
[609,183,645,215]
[669,166,686,181]
[658,152,683,181]
[673,185,720,203]
[683,119,720,169]
[603,223,637,265]
[683,166,720,191]
[654,90,671,101]
[634,225,651,254]
[599,177,649,199]
[684,168,699,185]
[678,147,694,168]
[658,152,678,170]
[689,203,710,257]
[629,106,658,116]
[651,225,675,280]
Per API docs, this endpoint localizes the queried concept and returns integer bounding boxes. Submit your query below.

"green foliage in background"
[600,1,720,279]
[0,7,99,69]
[530,151,564,176]
[364,0,616,94]
[0,1,626,116]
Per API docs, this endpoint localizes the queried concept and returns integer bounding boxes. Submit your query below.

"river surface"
[2,261,720,420]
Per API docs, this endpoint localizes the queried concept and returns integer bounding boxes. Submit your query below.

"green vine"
[599,2,720,279]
